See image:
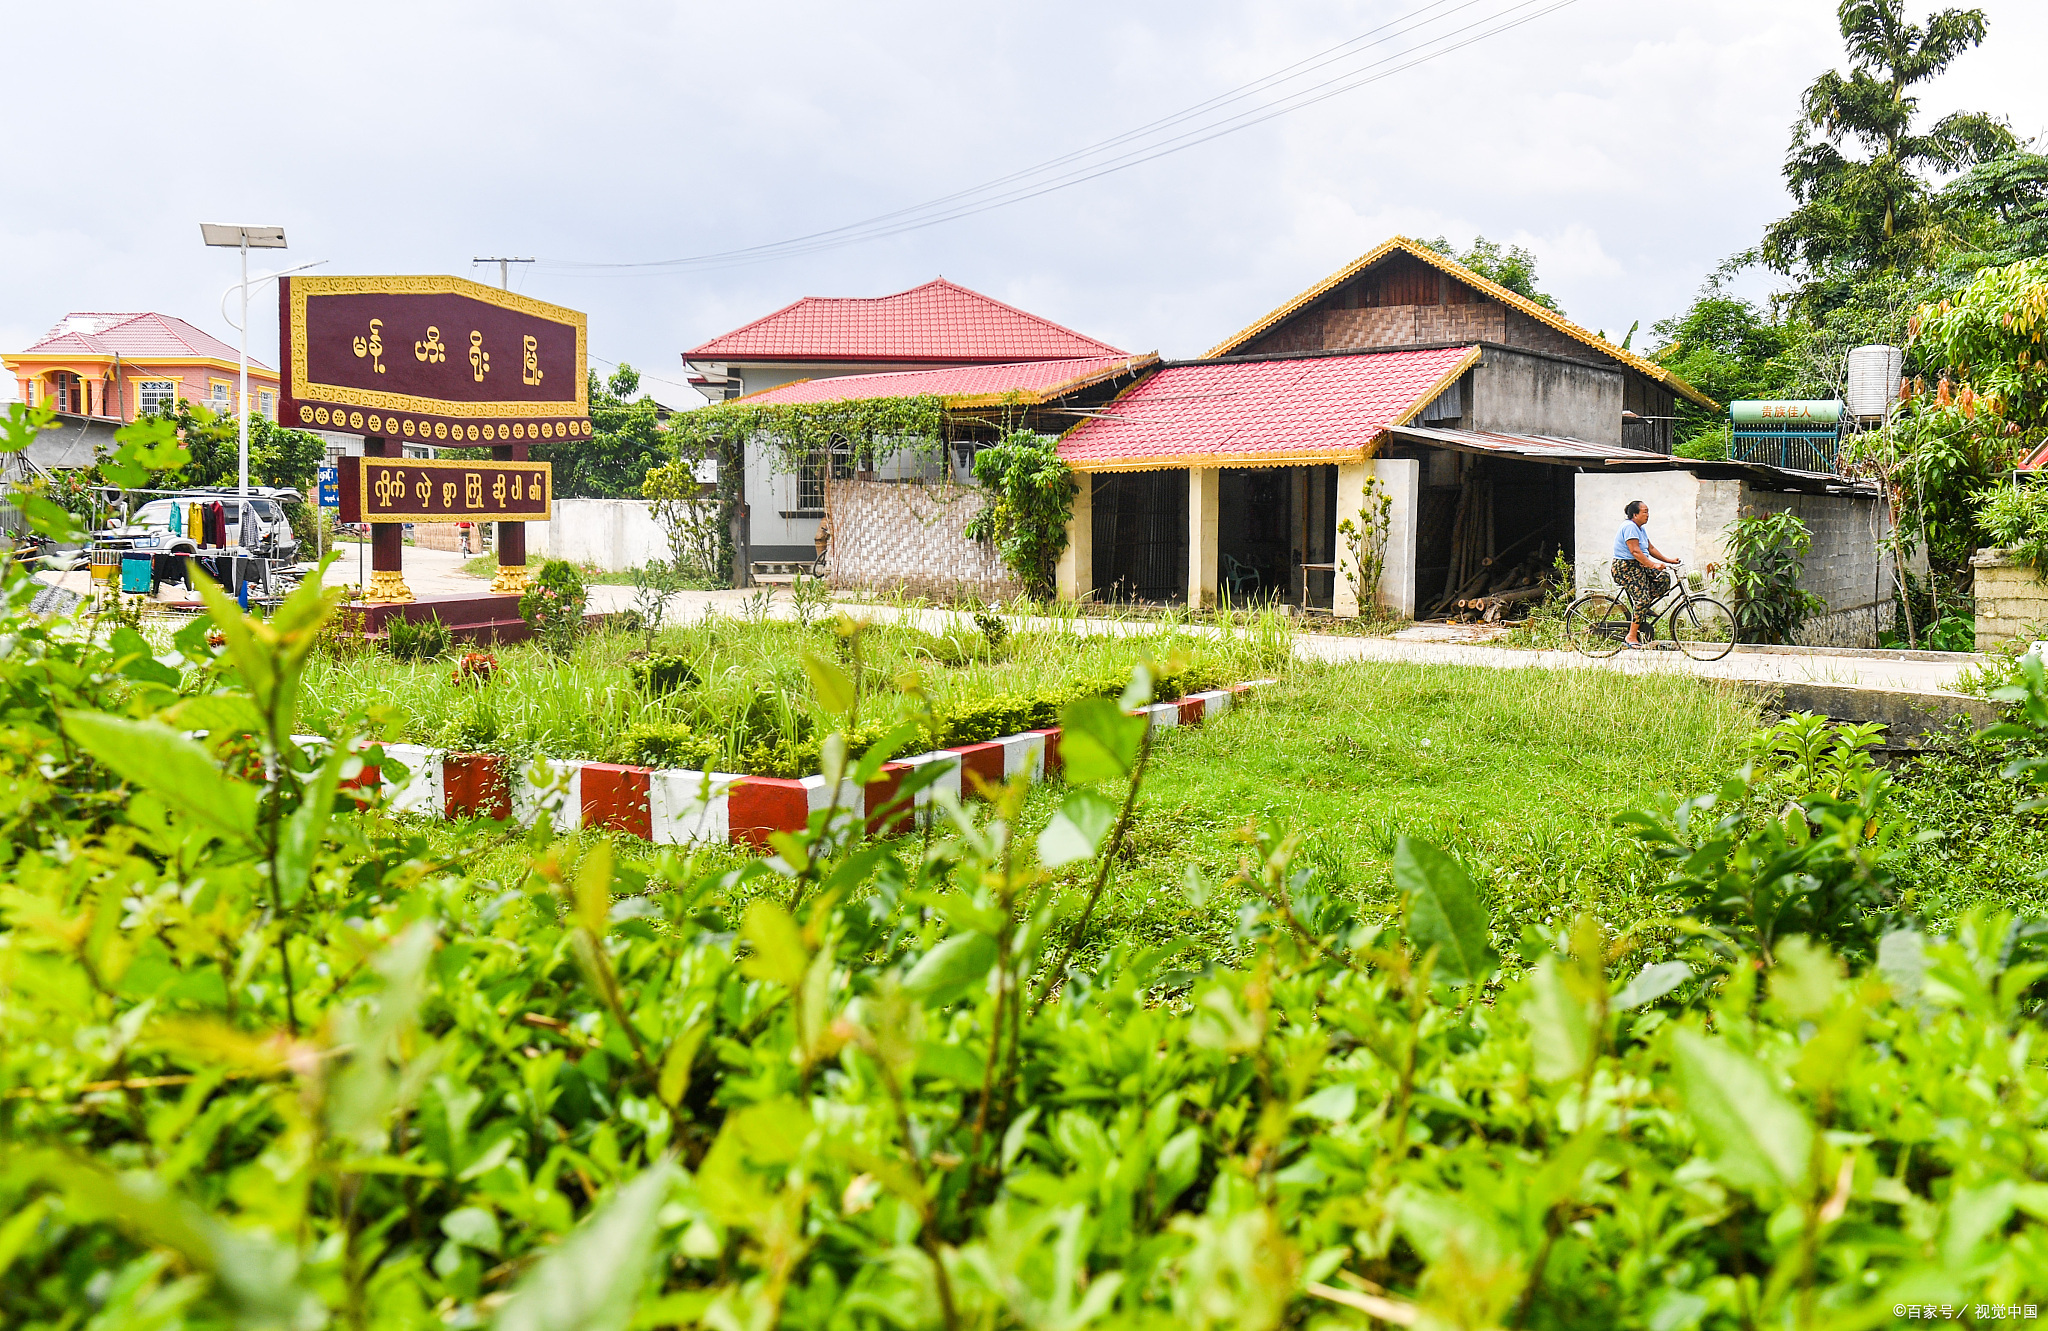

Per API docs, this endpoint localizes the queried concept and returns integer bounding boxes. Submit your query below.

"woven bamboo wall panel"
[824,479,1024,601]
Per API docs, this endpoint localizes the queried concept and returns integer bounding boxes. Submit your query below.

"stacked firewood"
[1449,548,1555,622]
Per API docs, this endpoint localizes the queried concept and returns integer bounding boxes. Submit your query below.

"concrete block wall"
[532,498,668,572]
[822,477,1023,602]
[1974,550,2048,648]
[1574,472,1901,646]
[1737,489,1901,647]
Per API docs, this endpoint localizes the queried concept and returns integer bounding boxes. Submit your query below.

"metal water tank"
[1845,345,1904,420]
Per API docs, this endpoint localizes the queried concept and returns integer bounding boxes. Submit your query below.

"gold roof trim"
[1199,236,1716,410]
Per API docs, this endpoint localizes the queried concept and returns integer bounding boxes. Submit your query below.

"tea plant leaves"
[493,1161,674,1331]
[1393,836,1497,984]
[59,711,258,843]
[802,650,857,718]
[1057,698,1145,785]
[903,931,999,1005]
[1671,1028,1815,1196]
[1037,789,1119,868]
[1526,955,1594,1084]
[1613,960,1691,1010]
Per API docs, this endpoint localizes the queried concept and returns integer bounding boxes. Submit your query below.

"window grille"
[138,380,177,414]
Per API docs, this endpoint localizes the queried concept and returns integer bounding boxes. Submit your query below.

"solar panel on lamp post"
[200,224,286,500]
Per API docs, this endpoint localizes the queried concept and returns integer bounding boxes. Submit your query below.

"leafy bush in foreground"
[5,399,2048,1329]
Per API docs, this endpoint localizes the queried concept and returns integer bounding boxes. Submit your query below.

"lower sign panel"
[346,457,552,523]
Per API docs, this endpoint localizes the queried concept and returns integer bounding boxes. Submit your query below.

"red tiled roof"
[16,312,268,370]
[1058,346,1480,473]
[733,355,1154,408]
[686,279,1124,363]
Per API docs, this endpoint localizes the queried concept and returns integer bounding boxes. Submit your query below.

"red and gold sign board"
[279,274,592,445]
[338,456,552,524]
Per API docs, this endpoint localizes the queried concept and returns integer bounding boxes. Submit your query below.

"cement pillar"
[490,441,531,595]
[1056,473,1093,602]
[1334,463,1368,619]
[1188,467,1220,610]
[1334,459,1420,619]
[362,437,413,604]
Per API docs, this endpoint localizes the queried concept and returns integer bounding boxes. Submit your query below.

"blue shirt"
[1613,520,1652,560]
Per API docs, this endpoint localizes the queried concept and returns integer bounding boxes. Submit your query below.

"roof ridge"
[685,278,1124,360]
[1199,236,1715,409]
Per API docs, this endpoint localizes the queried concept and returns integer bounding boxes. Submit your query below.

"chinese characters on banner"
[340,458,552,524]
[279,275,591,444]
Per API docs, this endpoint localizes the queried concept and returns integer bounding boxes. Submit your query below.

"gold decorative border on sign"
[355,456,554,523]
[287,275,589,418]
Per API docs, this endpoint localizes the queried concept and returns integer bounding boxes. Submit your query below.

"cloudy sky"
[5,0,2045,406]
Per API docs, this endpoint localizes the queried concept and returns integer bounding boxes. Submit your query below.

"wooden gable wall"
[1237,252,1675,451]
[1239,254,1589,361]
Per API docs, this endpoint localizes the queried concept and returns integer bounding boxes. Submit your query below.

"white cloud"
[3,0,2044,382]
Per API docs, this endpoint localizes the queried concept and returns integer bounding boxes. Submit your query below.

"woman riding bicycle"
[1612,499,1680,648]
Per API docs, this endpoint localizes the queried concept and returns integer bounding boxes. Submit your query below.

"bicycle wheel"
[1667,596,1734,661]
[1565,593,1634,658]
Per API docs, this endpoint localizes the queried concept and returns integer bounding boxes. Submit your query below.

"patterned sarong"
[1611,559,1670,621]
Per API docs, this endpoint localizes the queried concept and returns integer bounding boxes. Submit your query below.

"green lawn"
[404,654,2047,973]
[1070,659,1763,962]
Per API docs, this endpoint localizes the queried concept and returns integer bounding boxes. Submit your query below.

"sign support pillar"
[362,437,414,604]
[489,441,531,594]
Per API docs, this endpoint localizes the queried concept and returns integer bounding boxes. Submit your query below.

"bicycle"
[1564,563,1734,661]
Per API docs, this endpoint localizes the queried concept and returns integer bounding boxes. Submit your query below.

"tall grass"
[296,611,1292,768]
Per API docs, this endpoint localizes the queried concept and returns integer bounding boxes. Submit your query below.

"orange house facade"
[4,312,280,422]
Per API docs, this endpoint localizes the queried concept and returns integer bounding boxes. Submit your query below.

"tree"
[1650,285,1805,447]
[1940,142,2048,263]
[1761,0,2013,292]
[532,364,665,498]
[145,400,325,491]
[1421,235,1562,311]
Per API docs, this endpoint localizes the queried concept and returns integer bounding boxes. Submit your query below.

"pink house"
[4,312,280,422]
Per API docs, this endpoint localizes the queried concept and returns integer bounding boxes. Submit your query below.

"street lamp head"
[200,223,287,249]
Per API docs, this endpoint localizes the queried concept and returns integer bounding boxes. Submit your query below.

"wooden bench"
[749,560,821,586]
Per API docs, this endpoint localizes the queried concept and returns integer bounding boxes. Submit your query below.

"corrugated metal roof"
[1199,236,1716,410]
[732,355,1154,408]
[686,278,1124,363]
[1385,423,1672,464]
[1057,345,1478,473]
[1391,424,1878,494]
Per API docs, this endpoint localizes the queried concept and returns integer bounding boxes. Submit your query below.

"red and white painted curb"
[318,682,1268,847]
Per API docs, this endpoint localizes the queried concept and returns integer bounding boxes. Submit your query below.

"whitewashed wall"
[531,498,667,572]
[1574,471,1909,647]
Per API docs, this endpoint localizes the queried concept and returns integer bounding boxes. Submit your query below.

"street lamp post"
[200,224,287,498]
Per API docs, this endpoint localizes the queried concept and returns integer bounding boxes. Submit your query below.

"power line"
[543,0,1583,276]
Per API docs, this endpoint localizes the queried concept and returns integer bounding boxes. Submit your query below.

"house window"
[258,389,276,418]
[46,372,77,413]
[793,440,855,515]
[138,380,177,415]
[210,382,232,413]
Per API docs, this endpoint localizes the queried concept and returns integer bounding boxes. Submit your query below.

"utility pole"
[474,256,534,290]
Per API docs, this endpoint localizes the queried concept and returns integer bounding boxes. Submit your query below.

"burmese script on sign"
[350,458,552,524]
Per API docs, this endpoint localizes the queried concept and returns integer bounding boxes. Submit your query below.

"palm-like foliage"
[1763,0,2013,287]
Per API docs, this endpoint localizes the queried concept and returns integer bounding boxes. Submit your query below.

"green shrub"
[1724,509,1828,643]
[518,558,588,656]
[619,720,722,770]
[13,548,2048,1325]
[1976,481,2048,575]
[629,652,698,694]
[384,612,450,662]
